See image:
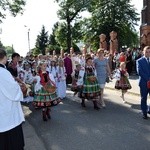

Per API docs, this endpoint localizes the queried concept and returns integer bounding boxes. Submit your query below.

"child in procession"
[78,55,101,110]
[114,62,132,103]
[33,60,61,121]
[71,64,82,96]
[56,59,67,99]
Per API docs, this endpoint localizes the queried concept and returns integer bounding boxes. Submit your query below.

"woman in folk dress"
[78,55,101,110]
[33,60,61,121]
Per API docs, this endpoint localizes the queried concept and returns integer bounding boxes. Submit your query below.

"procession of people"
[1,45,150,150]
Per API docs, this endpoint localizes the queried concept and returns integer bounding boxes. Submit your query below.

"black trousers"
[0,124,24,150]
[66,74,72,84]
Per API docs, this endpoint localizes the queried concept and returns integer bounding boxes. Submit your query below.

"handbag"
[44,81,56,93]
[19,82,27,97]
[88,76,97,82]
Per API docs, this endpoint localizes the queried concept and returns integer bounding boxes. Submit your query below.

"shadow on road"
[22,91,150,150]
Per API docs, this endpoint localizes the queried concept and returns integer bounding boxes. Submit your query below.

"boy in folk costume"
[78,55,101,110]
[114,62,132,103]
[33,60,61,121]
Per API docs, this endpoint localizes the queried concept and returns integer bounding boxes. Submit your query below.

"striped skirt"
[79,75,100,99]
[33,87,61,108]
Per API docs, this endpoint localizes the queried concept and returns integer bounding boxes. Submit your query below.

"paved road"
[23,89,150,150]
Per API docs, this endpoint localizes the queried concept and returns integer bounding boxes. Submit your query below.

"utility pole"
[24,25,30,52]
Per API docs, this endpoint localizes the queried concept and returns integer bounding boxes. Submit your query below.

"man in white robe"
[0,49,25,150]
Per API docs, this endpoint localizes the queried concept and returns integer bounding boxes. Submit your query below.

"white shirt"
[0,67,25,132]
[24,69,33,84]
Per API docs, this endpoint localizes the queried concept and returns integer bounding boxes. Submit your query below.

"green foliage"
[0,0,26,22]
[81,0,140,50]
[35,25,49,55]
[54,22,68,50]
[72,43,80,53]
[32,47,40,56]
[5,45,15,57]
[55,0,91,52]
[49,22,59,46]
[0,40,4,48]
[48,45,61,55]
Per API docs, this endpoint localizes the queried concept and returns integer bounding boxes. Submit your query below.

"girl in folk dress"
[78,56,101,110]
[71,64,81,96]
[33,61,61,121]
[114,62,132,103]
[56,59,67,99]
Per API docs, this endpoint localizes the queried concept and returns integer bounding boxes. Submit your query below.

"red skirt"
[115,76,132,90]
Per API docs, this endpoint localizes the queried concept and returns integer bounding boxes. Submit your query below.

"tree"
[35,25,49,55]
[54,22,68,50]
[0,0,26,22]
[0,41,4,48]
[55,0,90,52]
[48,22,61,54]
[80,0,140,50]
[5,45,15,57]
[49,22,59,46]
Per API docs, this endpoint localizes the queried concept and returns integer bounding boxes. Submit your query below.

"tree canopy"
[54,0,91,52]
[0,0,26,22]
[54,0,140,51]
[34,25,49,55]
[81,0,140,50]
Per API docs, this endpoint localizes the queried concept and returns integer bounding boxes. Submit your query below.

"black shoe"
[143,114,148,119]
[81,102,86,107]
[94,106,100,110]
[42,111,48,121]
[46,108,51,119]
[147,111,150,114]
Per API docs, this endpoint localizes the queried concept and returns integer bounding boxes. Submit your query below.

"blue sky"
[0,0,142,56]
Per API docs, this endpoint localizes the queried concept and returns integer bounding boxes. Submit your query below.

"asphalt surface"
[23,89,150,150]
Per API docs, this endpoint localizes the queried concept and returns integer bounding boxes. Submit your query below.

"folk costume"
[78,65,101,110]
[114,69,132,90]
[71,68,80,93]
[79,65,100,99]
[33,70,60,121]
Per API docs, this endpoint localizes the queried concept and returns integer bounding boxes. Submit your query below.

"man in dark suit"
[136,46,150,119]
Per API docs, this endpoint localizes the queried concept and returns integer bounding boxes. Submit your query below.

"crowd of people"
[1,45,150,150]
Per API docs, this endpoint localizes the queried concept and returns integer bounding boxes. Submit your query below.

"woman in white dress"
[56,59,66,99]
[48,60,57,83]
